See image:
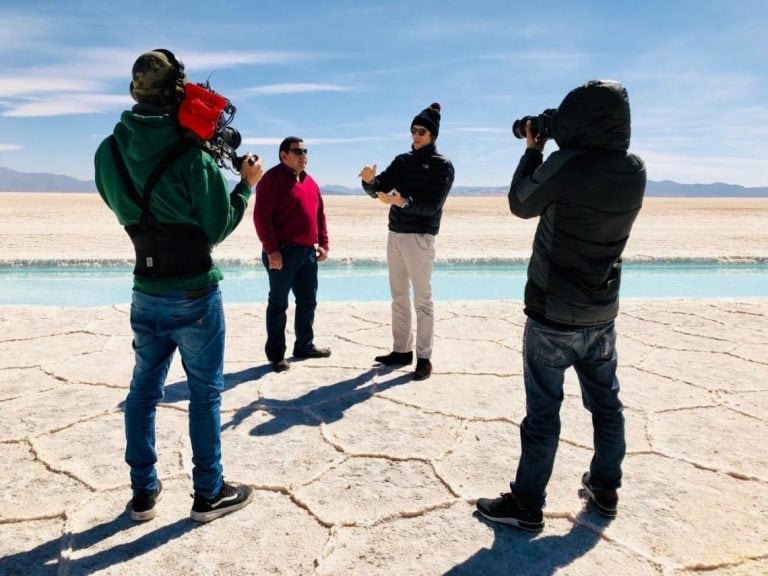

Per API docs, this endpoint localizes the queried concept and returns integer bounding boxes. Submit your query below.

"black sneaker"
[190,481,254,523]
[271,359,290,372]
[374,351,413,365]
[293,346,332,359]
[476,492,544,532]
[414,358,432,380]
[581,472,619,517]
[131,480,162,521]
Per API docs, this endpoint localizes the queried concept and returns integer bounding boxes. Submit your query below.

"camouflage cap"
[130,49,187,105]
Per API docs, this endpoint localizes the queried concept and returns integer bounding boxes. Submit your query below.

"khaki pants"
[386,231,436,359]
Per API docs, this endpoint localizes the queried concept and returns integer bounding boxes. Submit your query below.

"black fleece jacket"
[362,143,454,235]
[509,80,646,328]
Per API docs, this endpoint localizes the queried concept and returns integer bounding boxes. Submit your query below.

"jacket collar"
[411,142,436,159]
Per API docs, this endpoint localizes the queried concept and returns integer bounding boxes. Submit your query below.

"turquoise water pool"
[0,262,766,306]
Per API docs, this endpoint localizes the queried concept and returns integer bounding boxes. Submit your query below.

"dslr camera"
[512,108,557,140]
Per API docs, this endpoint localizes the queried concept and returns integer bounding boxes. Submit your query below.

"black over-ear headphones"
[152,48,187,103]
[129,48,187,105]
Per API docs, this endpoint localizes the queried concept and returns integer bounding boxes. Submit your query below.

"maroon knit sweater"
[253,163,329,255]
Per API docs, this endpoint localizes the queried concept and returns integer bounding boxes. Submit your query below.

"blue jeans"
[513,317,625,509]
[262,245,318,361]
[125,287,224,499]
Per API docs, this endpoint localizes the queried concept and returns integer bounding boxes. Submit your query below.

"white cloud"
[181,50,309,71]
[453,127,509,134]
[0,13,53,50]
[0,77,103,97]
[0,49,311,95]
[4,94,130,118]
[241,137,284,146]
[244,83,353,95]
[303,137,387,144]
[242,136,386,146]
[0,143,23,152]
[471,50,590,63]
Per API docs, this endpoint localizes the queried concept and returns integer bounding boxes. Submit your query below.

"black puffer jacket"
[362,143,454,235]
[509,80,646,328]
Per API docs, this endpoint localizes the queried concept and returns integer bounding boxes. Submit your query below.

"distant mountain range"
[1,166,767,197]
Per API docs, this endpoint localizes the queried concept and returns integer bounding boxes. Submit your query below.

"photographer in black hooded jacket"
[476,80,646,531]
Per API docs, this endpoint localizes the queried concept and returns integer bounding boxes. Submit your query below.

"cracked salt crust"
[0,195,766,574]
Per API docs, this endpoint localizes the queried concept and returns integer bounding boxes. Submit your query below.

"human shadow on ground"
[0,506,199,575]
[444,510,612,576]
[114,364,274,410]
[218,367,412,436]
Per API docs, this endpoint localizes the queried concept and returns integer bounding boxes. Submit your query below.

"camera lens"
[512,117,532,139]
[512,116,529,138]
[218,126,242,150]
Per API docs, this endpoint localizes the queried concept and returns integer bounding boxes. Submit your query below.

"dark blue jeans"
[513,317,625,510]
[262,245,318,361]
[126,286,224,499]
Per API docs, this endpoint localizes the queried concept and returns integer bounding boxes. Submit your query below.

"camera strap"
[108,135,194,223]
[108,136,213,279]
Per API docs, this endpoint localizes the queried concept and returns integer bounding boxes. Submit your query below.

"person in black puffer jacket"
[477,80,646,532]
[359,103,455,381]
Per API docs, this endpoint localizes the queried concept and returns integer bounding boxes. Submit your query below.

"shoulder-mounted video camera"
[177,81,251,171]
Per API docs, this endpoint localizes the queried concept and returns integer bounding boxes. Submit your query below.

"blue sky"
[1,0,766,188]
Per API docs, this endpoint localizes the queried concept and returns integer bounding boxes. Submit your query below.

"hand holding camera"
[240,154,263,188]
[512,108,557,151]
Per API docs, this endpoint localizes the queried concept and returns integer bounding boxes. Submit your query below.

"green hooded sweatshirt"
[94,110,251,294]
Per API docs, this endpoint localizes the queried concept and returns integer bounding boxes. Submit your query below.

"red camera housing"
[177,82,229,141]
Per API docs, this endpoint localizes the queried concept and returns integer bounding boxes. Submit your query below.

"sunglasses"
[288,147,308,156]
[410,127,429,136]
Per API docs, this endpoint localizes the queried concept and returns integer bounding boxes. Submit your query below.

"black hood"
[552,79,631,151]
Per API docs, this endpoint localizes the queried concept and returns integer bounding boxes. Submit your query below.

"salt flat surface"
[0,193,766,575]
[2,194,767,263]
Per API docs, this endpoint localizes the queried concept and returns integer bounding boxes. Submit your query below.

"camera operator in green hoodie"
[94,49,262,523]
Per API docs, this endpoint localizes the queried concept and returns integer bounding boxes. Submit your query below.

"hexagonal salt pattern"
[1,299,766,575]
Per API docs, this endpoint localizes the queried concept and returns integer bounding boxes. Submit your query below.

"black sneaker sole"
[581,483,618,517]
[131,506,159,522]
[131,485,162,521]
[477,510,544,532]
[190,487,255,523]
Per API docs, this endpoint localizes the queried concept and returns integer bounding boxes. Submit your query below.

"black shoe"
[131,480,162,521]
[271,360,290,372]
[476,492,544,532]
[581,472,618,517]
[191,481,254,523]
[414,358,432,380]
[374,351,413,365]
[293,346,332,359]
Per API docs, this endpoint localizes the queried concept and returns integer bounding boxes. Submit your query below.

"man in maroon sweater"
[254,137,331,372]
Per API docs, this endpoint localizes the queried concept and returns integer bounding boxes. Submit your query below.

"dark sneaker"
[476,492,544,532]
[374,351,413,365]
[414,358,432,380]
[131,480,162,521]
[293,346,332,359]
[581,472,619,517]
[191,481,254,523]
[271,360,290,372]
